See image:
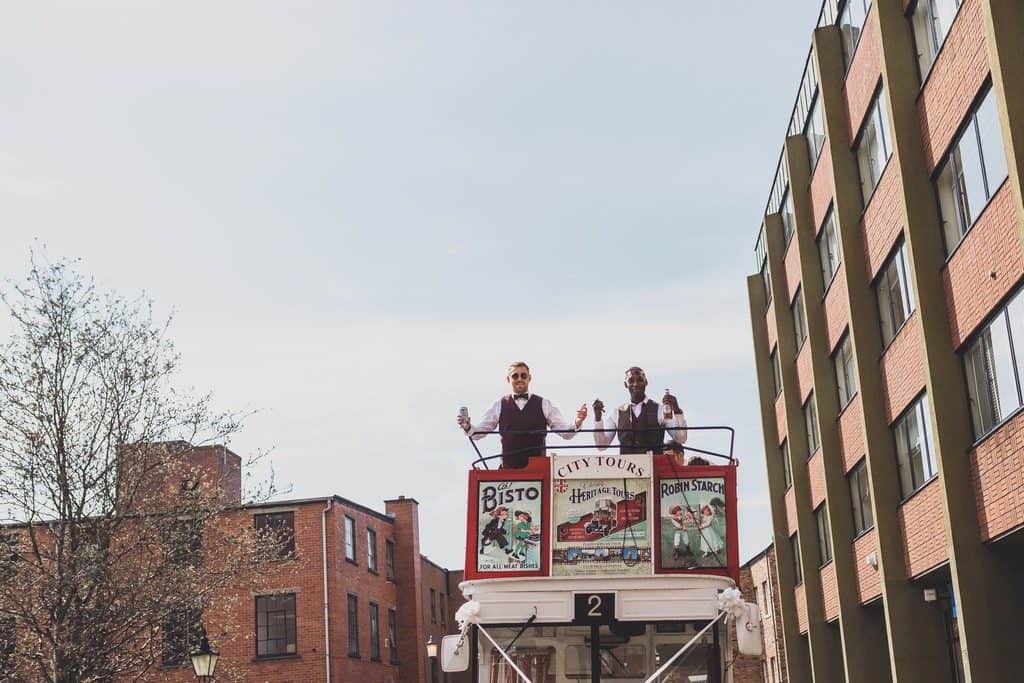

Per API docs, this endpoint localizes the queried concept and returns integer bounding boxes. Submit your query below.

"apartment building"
[747,0,1024,681]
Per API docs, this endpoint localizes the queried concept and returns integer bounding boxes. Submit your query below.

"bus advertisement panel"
[475,479,544,573]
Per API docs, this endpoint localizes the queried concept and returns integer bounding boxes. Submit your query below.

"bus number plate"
[574,593,615,624]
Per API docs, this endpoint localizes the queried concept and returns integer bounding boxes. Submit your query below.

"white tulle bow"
[455,600,482,630]
[717,587,745,621]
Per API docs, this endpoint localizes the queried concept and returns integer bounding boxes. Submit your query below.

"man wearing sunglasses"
[591,366,687,454]
[457,362,587,468]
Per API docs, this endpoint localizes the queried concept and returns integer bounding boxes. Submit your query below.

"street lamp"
[426,635,438,659]
[190,627,220,682]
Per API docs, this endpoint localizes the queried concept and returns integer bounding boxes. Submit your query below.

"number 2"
[587,594,602,617]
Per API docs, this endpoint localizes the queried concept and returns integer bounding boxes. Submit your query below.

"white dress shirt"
[592,400,687,450]
[468,394,579,441]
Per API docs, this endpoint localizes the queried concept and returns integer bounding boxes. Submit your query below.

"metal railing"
[463,425,736,470]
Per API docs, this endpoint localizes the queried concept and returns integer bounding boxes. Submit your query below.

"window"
[781,439,793,489]
[912,0,962,77]
[345,516,356,563]
[757,230,773,307]
[370,602,381,661]
[855,88,893,204]
[839,0,870,68]
[849,459,874,534]
[791,533,803,585]
[936,87,1010,253]
[815,505,833,565]
[388,608,399,664]
[256,594,297,657]
[770,346,783,398]
[165,519,203,568]
[818,209,841,286]
[348,594,360,657]
[834,334,858,407]
[762,579,773,619]
[781,189,796,248]
[386,539,396,581]
[367,528,378,573]
[440,596,446,627]
[894,394,938,497]
[430,588,437,623]
[792,288,807,352]
[964,292,1024,437]
[876,241,916,346]
[254,511,294,560]
[805,94,826,167]
[803,393,821,456]
[162,606,201,667]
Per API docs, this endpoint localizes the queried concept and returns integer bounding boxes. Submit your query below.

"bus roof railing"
[464,425,736,469]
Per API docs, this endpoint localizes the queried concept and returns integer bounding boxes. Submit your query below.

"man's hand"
[456,414,471,433]
[575,403,588,429]
[662,391,681,415]
[593,399,604,421]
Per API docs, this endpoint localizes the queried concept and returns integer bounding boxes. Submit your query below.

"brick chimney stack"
[385,496,427,683]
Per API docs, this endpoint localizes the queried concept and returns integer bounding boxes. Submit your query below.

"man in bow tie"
[457,362,587,468]
[591,366,687,454]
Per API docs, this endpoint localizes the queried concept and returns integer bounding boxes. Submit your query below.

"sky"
[1,1,821,568]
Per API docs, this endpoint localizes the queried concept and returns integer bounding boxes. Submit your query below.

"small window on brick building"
[791,533,803,585]
[803,393,820,456]
[911,0,963,77]
[254,511,294,560]
[814,504,832,566]
[756,229,772,307]
[430,588,437,623]
[388,607,399,664]
[964,292,1024,438]
[791,288,807,352]
[781,439,792,489]
[849,459,874,535]
[162,605,201,667]
[345,515,356,563]
[348,593,360,657]
[833,334,857,408]
[256,593,297,657]
[386,539,396,581]
[780,188,796,249]
[369,602,381,661]
[839,0,870,69]
[817,208,840,286]
[805,93,825,167]
[770,346,782,399]
[875,241,915,346]
[164,518,203,568]
[855,88,893,205]
[761,580,771,618]
[936,86,1009,254]
[367,528,378,573]
[440,595,446,628]
[894,394,937,498]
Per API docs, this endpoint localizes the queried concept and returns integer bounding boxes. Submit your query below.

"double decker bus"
[439,425,762,683]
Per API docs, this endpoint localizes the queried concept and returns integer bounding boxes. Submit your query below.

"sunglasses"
[509,372,530,379]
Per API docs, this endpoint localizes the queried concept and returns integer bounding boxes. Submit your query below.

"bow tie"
[513,394,529,401]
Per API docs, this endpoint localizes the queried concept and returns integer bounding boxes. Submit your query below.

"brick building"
[734,545,787,683]
[747,0,1024,681]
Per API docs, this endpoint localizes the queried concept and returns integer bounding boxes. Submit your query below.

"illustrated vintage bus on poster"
[440,420,763,683]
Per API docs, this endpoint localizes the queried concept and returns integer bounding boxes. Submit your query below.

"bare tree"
[0,256,282,682]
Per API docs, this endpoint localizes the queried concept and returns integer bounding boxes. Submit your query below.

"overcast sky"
[2,1,820,567]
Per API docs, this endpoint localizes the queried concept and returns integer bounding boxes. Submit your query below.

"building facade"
[735,545,788,683]
[747,1,1024,681]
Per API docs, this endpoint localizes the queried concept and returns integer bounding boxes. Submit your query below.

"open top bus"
[443,425,762,683]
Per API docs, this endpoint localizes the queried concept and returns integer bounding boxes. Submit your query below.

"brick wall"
[970,410,1024,540]
[785,240,803,305]
[767,300,779,351]
[838,399,866,473]
[823,266,850,351]
[386,497,427,683]
[943,184,1023,346]
[853,528,882,603]
[898,479,949,578]
[734,563,765,682]
[820,562,839,622]
[860,165,904,279]
[917,0,990,172]
[809,451,827,509]
[786,488,799,536]
[775,395,788,445]
[880,314,926,422]
[843,5,882,140]
[795,583,809,635]
[749,547,787,682]
[810,146,834,234]
[796,344,814,402]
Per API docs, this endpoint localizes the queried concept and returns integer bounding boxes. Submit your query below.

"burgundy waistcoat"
[498,394,546,468]
[616,399,665,454]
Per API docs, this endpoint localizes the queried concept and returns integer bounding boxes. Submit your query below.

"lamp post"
[190,627,220,682]
[426,634,438,659]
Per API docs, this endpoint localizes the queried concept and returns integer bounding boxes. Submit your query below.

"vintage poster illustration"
[476,479,543,573]
[658,477,727,570]
[551,477,652,576]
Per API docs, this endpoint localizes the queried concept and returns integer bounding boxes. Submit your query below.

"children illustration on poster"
[476,480,543,572]
[659,477,727,569]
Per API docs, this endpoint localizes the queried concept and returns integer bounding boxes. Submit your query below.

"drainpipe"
[322,498,332,683]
